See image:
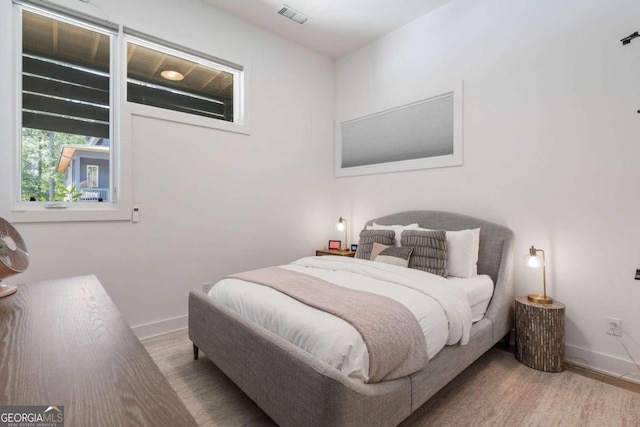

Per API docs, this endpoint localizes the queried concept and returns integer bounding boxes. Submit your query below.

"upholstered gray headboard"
[364,210,513,285]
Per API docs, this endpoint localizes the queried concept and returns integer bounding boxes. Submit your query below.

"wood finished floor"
[143,329,640,426]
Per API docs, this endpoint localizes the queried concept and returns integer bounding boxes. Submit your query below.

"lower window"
[18,6,115,206]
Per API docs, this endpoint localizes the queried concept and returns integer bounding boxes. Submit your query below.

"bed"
[188,210,514,426]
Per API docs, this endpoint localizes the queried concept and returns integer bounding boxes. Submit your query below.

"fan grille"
[0,219,30,278]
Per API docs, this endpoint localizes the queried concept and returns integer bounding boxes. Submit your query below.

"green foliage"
[41,185,82,202]
[21,128,88,202]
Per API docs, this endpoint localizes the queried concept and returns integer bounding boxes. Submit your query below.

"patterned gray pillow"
[374,245,413,268]
[401,230,448,277]
[370,242,390,260]
[355,230,395,260]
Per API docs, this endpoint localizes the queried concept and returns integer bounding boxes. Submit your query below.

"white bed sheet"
[210,256,473,383]
[446,275,494,322]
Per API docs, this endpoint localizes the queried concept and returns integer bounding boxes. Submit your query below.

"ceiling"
[203,0,452,59]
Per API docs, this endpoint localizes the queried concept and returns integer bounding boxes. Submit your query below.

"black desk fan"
[0,218,29,298]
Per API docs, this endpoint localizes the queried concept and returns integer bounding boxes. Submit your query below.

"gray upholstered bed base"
[189,211,514,426]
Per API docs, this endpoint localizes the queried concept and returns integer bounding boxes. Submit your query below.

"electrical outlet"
[606,317,622,336]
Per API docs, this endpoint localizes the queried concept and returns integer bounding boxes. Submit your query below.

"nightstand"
[315,249,356,257]
[515,296,565,372]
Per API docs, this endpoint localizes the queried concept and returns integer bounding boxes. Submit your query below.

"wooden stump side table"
[515,296,565,372]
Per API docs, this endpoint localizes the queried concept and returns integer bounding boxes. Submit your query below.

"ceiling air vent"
[277,5,309,25]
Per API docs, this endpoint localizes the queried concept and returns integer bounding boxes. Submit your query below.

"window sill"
[128,103,251,135]
[3,202,132,223]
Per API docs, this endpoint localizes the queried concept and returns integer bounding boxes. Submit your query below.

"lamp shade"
[525,245,552,304]
[336,217,348,250]
[525,251,544,269]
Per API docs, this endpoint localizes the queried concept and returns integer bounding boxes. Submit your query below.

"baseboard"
[131,314,188,340]
[566,344,640,385]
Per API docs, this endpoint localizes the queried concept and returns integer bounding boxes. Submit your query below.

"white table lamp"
[525,245,553,304]
[336,217,348,251]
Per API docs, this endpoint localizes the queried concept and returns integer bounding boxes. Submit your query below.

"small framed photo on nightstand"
[328,240,341,250]
[351,244,358,252]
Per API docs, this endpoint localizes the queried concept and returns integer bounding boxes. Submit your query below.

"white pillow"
[471,228,480,275]
[366,223,420,247]
[417,227,480,278]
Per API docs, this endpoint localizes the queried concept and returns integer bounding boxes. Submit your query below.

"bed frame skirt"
[190,294,498,426]
[189,210,514,426]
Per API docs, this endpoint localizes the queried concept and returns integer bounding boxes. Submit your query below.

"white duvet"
[210,256,473,382]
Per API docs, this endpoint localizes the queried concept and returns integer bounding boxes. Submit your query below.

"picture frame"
[328,240,341,250]
[351,244,358,252]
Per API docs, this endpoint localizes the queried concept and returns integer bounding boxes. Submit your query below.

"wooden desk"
[0,275,197,426]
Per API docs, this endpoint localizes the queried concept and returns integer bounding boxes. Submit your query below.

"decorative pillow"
[418,227,480,278]
[370,242,390,260]
[366,223,420,247]
[374,246,413,268]
[401,230,448,277]
[354,230,395,260]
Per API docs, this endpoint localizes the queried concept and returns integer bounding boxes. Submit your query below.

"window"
[4,3,246,222]
[17,5,117,207]
[80,164,104,201]
[86,165,99,188]
[126,35,242,124]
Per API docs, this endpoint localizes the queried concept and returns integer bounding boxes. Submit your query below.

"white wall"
[334,0,640,381]
[0,0,335,336]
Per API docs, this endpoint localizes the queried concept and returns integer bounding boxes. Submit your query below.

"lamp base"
[527,293,553,304]
[0,284,18,298]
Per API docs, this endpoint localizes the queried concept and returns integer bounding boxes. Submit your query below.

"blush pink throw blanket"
[229,266,428,383]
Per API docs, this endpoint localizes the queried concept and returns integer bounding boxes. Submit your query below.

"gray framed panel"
[341,94,453,168]
[336,82,463,177]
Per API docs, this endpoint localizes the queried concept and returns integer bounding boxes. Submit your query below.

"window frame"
[123,31,251,136]
[1,2,129,223]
